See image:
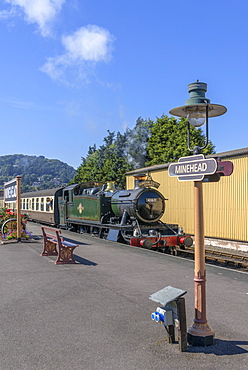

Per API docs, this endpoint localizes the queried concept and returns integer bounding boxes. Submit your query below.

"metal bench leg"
[55,246,76,264]
[40,237,58,256]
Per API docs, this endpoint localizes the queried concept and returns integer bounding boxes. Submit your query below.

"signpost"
[168,154,217,181]
[4,176,22,242]
[168,155,234,181]
[168,155,233,346]
[168,81,230,346]
[4,179,17,202]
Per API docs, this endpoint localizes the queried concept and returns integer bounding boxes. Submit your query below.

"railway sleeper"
[205,254,247,268]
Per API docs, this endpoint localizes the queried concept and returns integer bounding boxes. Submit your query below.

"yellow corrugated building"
[126,148,248,243]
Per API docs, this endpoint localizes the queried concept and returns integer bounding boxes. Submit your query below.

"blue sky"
[0,0,247,169]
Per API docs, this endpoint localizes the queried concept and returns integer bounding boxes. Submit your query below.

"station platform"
[0,222,247,369]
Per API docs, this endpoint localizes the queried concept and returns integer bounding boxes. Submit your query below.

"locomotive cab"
[58,182,115,231]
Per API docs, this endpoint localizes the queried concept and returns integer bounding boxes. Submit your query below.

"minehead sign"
[4,179,17,202]
[168,154,217,181]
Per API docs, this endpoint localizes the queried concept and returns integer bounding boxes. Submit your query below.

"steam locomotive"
[18,180,192,252]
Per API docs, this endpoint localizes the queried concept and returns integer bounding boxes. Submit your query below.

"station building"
[126,147,248,251]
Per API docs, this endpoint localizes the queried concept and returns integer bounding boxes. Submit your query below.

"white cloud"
[62,25,114,62]
[0,2,116,85]
[41,25,115,85]
[1,0,65,36]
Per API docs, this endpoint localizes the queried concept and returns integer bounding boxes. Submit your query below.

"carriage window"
[36,198,39,211]
[26,199,29,210]
[32,198,34,210]
[40,198,44,211]
[46,197,52,211]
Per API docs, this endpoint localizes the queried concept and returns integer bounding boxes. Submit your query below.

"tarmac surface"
[0,222,248,370]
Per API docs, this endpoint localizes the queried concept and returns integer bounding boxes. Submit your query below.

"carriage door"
[58,196,66,226]
[58,190,68,227]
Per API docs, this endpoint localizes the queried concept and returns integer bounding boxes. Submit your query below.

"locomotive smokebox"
[111,187,165,224]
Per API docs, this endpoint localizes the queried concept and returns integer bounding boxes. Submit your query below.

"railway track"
[176,245,248,271]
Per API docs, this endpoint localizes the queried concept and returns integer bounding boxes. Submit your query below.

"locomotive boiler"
[111,187,165,224]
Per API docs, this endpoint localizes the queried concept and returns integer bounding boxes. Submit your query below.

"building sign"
[168,154,217,181]
[4,179,17,202]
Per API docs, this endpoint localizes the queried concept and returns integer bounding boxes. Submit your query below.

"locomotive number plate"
[146,198,157,203]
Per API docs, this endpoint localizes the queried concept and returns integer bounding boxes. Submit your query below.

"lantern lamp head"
[169,81,227,127]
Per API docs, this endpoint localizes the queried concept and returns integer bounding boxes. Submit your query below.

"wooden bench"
[41,226,78,265]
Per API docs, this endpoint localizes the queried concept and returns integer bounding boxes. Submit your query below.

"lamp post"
[169,81,227,346]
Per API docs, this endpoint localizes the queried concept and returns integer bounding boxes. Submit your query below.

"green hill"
[0,154,76,192]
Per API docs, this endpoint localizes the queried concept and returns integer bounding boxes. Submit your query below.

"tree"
[73,151,100,184]
[146,115,215,166]
[114,131,128,157]
[100,144,133,187]
[72,114,214,188]
[72,131,134,188]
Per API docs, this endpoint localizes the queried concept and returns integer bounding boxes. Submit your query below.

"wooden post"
[16,176,22,242]
[177,297,187,352]
[166,325,175,343]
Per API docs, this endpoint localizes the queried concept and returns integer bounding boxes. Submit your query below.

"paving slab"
[0,222,247,370]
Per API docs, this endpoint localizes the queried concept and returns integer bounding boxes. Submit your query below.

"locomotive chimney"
[105,181,115,192]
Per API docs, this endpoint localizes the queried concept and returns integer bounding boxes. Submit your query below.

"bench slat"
[61,240,78,247]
